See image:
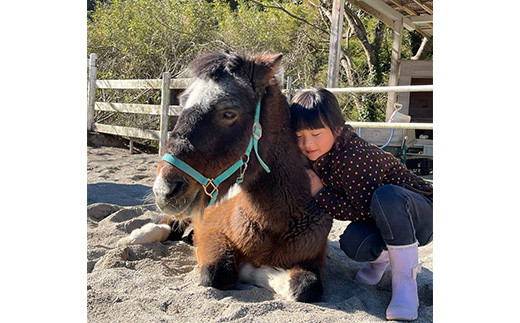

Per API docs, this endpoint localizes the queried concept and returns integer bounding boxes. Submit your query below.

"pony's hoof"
[116,236,134,247]
[200,258,238,290]
[290,270,323,303]
[167,223,186,241]
[182,229,194,246]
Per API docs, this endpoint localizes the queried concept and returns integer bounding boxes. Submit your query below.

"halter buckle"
[203,179,218,198]
[236,155,250,184]
[252,122,262,140]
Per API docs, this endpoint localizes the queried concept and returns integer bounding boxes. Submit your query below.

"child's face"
[295,125,336,161]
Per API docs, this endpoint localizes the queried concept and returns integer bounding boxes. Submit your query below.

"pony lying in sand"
[120,52,333,302]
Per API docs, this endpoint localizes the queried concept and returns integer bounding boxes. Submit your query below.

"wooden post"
[159,72,171,155]
[386,18,403,121]
[87,53,97,131]
[327,0,345,88]
[285,76,292,104]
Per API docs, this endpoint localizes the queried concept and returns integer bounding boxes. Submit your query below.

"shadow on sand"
[87,182,153,206]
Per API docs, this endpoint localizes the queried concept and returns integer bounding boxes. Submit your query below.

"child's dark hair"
[289,87,345,132]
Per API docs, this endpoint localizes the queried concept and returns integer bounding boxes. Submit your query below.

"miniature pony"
[120,52,332,302]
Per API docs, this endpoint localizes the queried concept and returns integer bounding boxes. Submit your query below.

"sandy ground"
[87,146,433,322]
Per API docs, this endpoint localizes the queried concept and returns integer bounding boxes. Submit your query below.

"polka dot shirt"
[313,126,433,222]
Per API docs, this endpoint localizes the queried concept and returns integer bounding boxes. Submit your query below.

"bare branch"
[152,13,192,37]
[250,0,329,34]
[343,3,375,72]
[372,21,385,53]
[308,0,331,33]
[338,45,364,114]
[411,37,432,60]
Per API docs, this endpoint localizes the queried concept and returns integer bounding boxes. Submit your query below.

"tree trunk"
[411,37,432,60]
[371,21,385,84]
[343,4,375,74]
[340,48,364,118]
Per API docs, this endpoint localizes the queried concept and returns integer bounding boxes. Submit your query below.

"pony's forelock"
[188,52,252,81]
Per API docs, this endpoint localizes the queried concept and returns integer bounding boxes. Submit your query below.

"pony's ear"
[273,64,285,88]
[251,53,283,88]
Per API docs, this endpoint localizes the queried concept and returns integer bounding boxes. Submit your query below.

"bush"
[88,0,428,146]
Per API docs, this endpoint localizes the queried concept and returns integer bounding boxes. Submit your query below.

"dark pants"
[339,185,433,262]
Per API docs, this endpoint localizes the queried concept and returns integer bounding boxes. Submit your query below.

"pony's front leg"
[117,214,188,246]
[194,228,238,290]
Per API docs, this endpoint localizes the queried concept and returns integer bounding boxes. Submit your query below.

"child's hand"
[306,169,323,197]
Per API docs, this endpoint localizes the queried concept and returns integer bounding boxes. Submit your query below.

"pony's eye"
[222,111,237,120]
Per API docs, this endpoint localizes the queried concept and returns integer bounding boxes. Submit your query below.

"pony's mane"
[186,51,285,92]
[187,51,251,81]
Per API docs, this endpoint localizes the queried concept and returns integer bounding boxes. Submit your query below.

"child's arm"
[306,168,363,221]
[305,169,324,196]
[314,186,362,221]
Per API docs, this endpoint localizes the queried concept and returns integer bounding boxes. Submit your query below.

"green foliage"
[87,0,430,137]
[88,0,217,79]
[214,0,327,87]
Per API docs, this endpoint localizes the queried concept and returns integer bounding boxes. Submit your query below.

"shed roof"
[349,0,433,38]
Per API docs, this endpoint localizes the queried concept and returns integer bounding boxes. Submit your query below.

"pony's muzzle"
[153,173,188,204]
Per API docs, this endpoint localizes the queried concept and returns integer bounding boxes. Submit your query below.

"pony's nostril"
[165,176,188,199]
[166,180,186,198]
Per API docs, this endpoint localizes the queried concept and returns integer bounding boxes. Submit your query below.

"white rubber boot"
[386,242,421,321]
[355,250,389,285]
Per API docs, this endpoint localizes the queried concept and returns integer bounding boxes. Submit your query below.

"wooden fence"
[87,53,433,155]
[87,53,193,154]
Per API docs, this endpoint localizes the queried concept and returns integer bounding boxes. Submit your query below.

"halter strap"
[161,101,270,206]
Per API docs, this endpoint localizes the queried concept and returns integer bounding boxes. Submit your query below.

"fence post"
[386,18,403,121]
[327,0,344,88]
[285,76,293,104]
[87,53,97,131]
[159,72,171,155]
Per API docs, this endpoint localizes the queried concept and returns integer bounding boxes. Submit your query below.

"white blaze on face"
[183,78,223,111]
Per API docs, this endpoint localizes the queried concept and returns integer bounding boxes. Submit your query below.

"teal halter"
[161,101,271,206]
